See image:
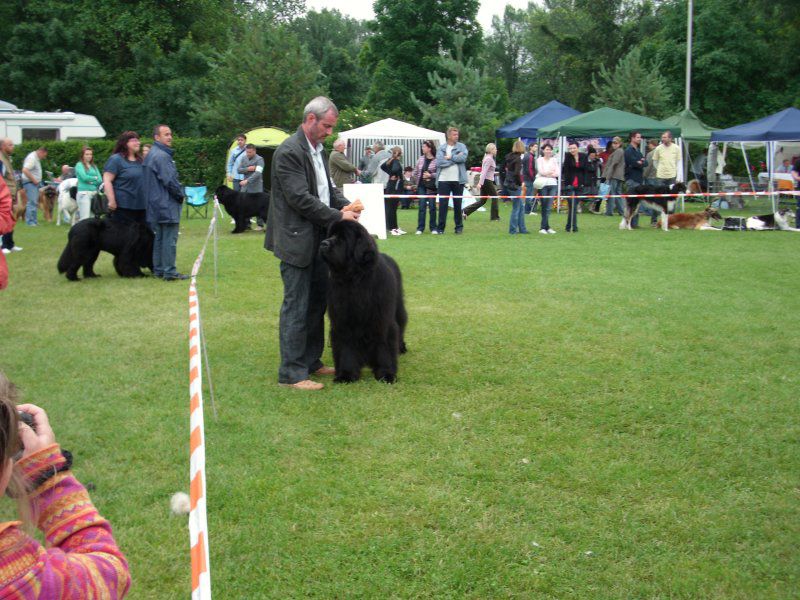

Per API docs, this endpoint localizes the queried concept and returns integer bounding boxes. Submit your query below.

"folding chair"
[184,186,209,218]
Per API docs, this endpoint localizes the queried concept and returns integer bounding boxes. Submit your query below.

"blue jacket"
[624,144,647,184]
[143,141,184,224]
[435,142,469,185]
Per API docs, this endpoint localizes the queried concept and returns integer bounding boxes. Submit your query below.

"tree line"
[1,0,797,164]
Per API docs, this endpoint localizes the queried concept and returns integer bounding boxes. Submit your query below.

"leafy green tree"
[362,0,483,116]
[290,9,370,109]
[484,5,530,100]
[591,48,675,118]
[413,37,508,166]
[193,17,323,136]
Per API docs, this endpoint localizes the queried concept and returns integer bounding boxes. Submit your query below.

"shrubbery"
[14,137,229,186]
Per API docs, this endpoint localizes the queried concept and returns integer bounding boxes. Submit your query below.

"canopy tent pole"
[740,146,756,207]
[767,141,777,212]
[556,136,565,213]
[685,0,694,110]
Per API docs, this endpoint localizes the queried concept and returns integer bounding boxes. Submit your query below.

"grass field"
[0,200,798,598]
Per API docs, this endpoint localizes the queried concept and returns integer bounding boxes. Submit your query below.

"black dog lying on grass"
[214,186,270,234]
[319,219,407,383]
[57,218,154,281]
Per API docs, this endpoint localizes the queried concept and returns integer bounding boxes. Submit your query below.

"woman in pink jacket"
[0,372,131,598]
[463,143,500,221]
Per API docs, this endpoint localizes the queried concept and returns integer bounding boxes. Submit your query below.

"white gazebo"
[338,118,446,169]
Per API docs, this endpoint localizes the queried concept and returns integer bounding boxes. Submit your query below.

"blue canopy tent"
[495,100,582,139]
[711,107,800,211]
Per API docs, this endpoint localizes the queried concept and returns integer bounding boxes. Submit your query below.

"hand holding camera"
[16,404,56,460]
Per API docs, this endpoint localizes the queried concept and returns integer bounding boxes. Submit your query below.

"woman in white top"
[463,143,499,220]
[536,143,559,234]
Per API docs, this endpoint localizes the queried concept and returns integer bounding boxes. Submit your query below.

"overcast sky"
[304,0,530,31]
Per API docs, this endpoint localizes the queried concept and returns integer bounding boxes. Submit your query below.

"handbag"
[598,181,611,197]
[533,176,548,190]
[91,192,109,217]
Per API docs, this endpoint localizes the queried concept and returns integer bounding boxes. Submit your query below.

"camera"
[13,411,37,461]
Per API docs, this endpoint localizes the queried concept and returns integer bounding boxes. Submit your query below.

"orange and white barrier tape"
[188,200,220,599]
[384,190,800,200]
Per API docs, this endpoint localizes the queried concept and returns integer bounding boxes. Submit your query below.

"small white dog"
[56,177,79,226]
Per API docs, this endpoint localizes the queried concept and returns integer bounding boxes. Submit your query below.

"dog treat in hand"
[343,199,364,213]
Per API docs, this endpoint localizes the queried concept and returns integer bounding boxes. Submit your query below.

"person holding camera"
[0,372,131,597]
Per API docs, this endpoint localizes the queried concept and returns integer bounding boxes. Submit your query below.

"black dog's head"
[319,219,377,278]
[670,182,687,194]
[214,186,236,207]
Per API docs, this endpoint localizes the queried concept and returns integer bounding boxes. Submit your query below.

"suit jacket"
[328,150,358,188]
[238,154,265,193]
[265,127,348,267]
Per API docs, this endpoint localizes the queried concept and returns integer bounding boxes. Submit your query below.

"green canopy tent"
[225,126,291,191]
[537,108,681,205]
[663,108,718,185]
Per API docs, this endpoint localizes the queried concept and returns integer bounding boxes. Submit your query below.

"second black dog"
[214,186,270,234]
[57,218,154,281]
[319,219,407,383]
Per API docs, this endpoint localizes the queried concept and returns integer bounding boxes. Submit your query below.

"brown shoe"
[313,366,336,376]
[280,379,324,391]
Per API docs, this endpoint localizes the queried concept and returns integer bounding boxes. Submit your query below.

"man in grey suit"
[265,96,359,391]
[238,144,266,228]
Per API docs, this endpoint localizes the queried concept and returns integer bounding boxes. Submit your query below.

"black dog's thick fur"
[214,186,270,234]
[57,218,154,281]
[622,182,687,231]
[320,220,408,383]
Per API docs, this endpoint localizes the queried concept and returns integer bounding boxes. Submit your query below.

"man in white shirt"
[434,127,469,234]
[651,131,681,185]
[21,146,47,226]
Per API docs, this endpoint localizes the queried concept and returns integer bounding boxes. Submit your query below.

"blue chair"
[185,186,209,218]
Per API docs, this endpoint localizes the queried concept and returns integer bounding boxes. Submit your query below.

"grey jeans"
[152,223,180,278]
[278,255,328,383]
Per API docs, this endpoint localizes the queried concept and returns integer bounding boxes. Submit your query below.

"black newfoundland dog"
[214,186,270,234]
[319,219,408,383]
[57,218,154,281]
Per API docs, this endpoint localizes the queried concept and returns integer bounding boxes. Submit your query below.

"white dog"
[56,177,79,226]
[746,210,800,231]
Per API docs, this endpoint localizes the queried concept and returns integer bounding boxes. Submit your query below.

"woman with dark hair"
[504,139,528,234]
[103,131,146,224]
[74,146,102,221]
[561,141,590,232]
[413,140,438,234]
[380,146,406,235]
[536,143,559,234]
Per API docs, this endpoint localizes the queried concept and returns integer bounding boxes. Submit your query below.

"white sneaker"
[11,246,22,252]
[1,248,9,254]
[415,230,422,235]
[431,230,440,235]
[539,229,548,235]
[396,228,407,235]
[530,211,538,215]
[547,228,556,234]
[390,229,402,236]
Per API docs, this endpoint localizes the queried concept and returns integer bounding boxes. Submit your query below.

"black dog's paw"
[85,272,100,278]
[399,342,407,354]
[374,371,396,384]
[334,371,360,384]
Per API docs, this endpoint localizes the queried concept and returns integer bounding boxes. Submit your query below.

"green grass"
[1,201,798,598]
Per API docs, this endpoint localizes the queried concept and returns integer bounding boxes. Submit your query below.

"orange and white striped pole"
[187,200,219,599]
[189,281,211,599]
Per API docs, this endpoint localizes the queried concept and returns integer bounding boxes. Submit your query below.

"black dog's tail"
[56,243,71,273]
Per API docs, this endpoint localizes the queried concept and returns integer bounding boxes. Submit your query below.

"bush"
[14,137,230,186]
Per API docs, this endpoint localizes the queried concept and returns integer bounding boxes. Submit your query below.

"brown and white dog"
[746,210,800,231]
[657,206,722,230]
[11,189,27,222]
[621,182,687,231]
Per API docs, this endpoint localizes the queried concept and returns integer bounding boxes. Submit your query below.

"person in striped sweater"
[0,372,131,598]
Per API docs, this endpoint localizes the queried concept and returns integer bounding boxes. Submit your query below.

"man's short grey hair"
[303,96,338,121]
[373,141,385,151]
[333,138,346,149]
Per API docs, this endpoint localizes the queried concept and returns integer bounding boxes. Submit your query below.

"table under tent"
[711,107,800,213]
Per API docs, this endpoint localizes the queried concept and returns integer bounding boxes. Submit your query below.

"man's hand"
[248,165,256,172]
[108,197,117,211]
[226,175,233,182]
[241,179,248,187]
[341,210,359,221]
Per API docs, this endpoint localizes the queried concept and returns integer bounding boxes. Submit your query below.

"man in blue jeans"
[435,127,468,234]
[143,124,188,281]
[21,146,47,226]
